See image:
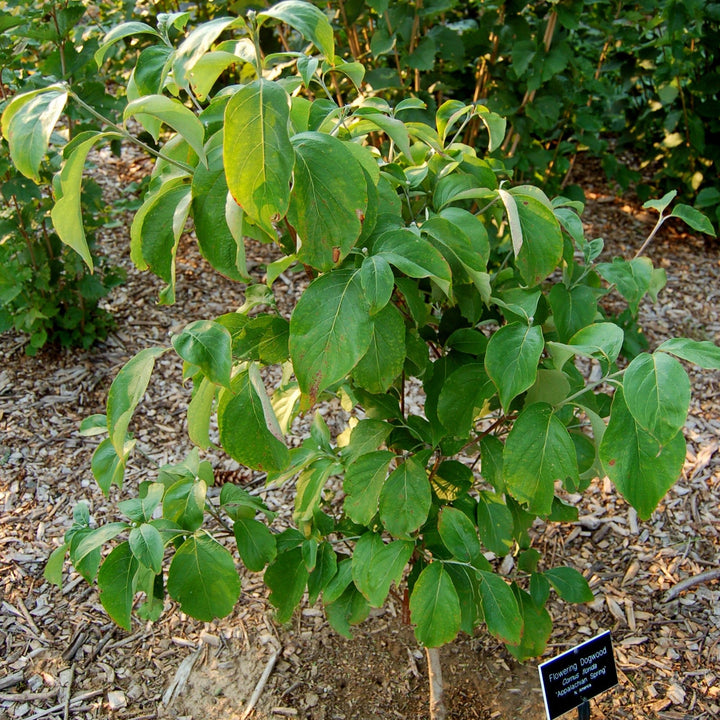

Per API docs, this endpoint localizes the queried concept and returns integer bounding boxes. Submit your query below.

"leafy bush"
[0,0,126,353]
[331,0,720,222]
[3,1,717,715]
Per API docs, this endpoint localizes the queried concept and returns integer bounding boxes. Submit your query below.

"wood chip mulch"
[0,149,718,720]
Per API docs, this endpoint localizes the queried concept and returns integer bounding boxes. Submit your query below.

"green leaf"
[232,315,290,364]
[118,483,165,523]
[98,542,138,631]
[187,376,216,449]
[172,320,232,388]
[124,95,207,166]
[341,420,393,464]
[91,438,128,494]
[218,369,289,473]
[599,388,686,520]
[173,16,242,91]
[643,191,677,214]
[353,109,412,159]
[72,522,128,566]
[224,79,294,235]
[259,0,334,59]
[499,186,563,286]
[445,563,482,634]
[530,571,550,606]
[44,544,67,587]
[378,455,431,538]
[294,458,337,523]
[484,323,544,411]
[476,106,507,153]
[374,229,452,297]
[422,215,490,295]
[547,284,599,343]
[543,567,593,603]
[192,148,250,282]
[478,571,521,645]
[504,403,579,515]
[233,517,277,572]
[288,132,368,271]
[289,268,373,402]
[95,21,161,66]
[1,86,68,183]
[68,528,101,583]
[129,525,165,574]
[189,50,246,102]
[79,414,108,437]
[352,303,406,394]
[130,182,192,303]
[343,450,394,525]
[265,547,309,623]
[167,535,241,622]
[432,461,474,502]
[671,204,716,237]
[352,533,413,607]
[323,557,354,605]
[657,338,720,370]
[525,369,571,406]
[437,506,481,563]
[596,257,653,315]
[506,587,551,660]
[307,542,337,605]
[134,46,173,95]
[480,435,505,493]
[107,348,166,458]
[624,352,690,445]
[568,322,624,362]
[476,491,514,557]
[51,132,119,271]
[221,484,275,522]
[162,479,206,531]
[325,584,370,638]
[437,363,495,437]
[360,255,395,315]
[410,563,461,647]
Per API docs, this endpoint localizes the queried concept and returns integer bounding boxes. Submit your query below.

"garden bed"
[1,150,718,720]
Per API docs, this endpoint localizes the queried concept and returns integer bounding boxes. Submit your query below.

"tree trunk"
[426,646,447,720]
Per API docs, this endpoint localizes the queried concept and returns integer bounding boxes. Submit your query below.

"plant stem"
[560,369,624,408]
[633,214,667,259]
[426,646,447,720]
[67,90,195,174]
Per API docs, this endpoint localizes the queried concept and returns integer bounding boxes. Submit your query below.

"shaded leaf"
[265,547,309,623]
[172,320,232,388]
[289,268,372,402]
[379,456,431,537]
[98,542,138,631]
[410,563,461,647]
[167,535,241,621]
[504,403,579,515]
[233,517,277,572]
[352,533,413,607]
[599,388,686,520]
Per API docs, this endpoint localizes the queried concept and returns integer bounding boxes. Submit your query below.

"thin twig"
[633,214,667,259]
[63,664,75,720]
[24,690,104,720]
[663,569,720,602]
[0,689,59,702]
[240,648,280,720]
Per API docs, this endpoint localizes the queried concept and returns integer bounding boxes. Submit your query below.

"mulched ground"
[1,149,718,720]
